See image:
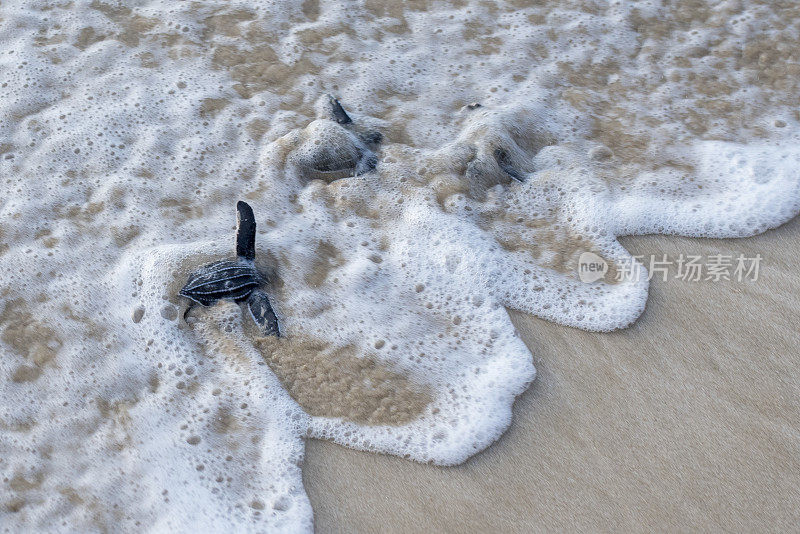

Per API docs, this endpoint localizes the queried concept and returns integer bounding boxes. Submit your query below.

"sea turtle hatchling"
[180,201,280,336]
[291,94,383,182]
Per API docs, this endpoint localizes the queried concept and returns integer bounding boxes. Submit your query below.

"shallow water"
[1,0,799,531]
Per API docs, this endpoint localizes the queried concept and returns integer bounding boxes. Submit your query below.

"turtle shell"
[179,259,262,306]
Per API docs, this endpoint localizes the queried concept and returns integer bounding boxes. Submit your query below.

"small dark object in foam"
[494,148,525,182]
[180,201,280,336]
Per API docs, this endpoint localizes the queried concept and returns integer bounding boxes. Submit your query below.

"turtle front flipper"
[247,289,280,337]
[354,151,378,176]
[236,201,257,260]
[494,148,526,182]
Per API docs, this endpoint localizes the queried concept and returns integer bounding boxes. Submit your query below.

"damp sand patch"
[252,336,431,426]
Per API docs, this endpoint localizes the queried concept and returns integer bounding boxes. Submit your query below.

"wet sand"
[303,217,800,533]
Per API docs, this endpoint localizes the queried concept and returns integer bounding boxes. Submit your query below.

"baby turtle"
[293,95,382,182]
[180,201,280,336]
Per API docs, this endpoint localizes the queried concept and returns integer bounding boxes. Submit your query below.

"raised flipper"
[236,201,256,260]
[326,94,352,125]
[324,95,381,148]
[247,289,280,336]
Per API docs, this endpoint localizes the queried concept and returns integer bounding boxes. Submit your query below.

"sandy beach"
[305,218,800,533]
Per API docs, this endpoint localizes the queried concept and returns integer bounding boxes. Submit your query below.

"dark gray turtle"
[180,201,280,336]
[295,95,382,182]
